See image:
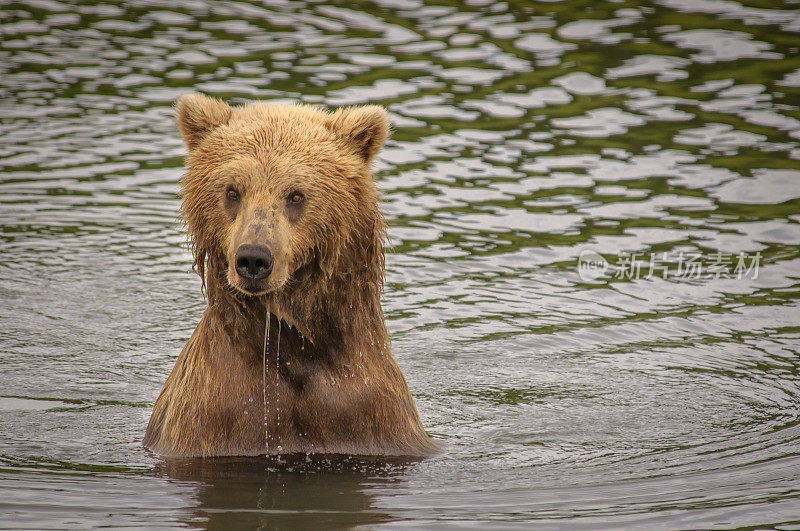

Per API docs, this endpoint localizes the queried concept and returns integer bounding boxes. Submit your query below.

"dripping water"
[262,308,270,455]
[275,320,282,453]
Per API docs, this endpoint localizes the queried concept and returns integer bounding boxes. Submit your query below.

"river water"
[1,0,800,528]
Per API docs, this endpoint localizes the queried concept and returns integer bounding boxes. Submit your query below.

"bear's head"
[175,93,389,301]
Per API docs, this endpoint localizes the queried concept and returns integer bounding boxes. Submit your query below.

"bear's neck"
[202,254,390,368]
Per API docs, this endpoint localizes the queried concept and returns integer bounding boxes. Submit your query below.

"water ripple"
[1,0,800,528]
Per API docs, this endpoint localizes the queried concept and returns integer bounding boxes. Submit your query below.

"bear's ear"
[326,105,390,165]
[175,93,232,151]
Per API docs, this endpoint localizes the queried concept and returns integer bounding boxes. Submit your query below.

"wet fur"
[144,94,437,457]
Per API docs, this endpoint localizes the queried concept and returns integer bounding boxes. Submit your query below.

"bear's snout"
[234,244,274,283]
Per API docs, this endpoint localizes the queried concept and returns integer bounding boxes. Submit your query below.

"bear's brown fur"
[143,94,438,457]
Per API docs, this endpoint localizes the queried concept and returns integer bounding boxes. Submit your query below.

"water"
[1,0,800,528]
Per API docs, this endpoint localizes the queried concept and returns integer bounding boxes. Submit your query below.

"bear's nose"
[234,244,274,281]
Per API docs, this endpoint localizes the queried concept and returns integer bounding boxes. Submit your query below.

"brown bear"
[143,94,438,458]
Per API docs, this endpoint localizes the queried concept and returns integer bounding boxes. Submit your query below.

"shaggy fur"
[144,94,437,457]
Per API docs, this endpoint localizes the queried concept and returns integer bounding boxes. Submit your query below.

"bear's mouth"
[235,280,270,296]
[231,274,290,297]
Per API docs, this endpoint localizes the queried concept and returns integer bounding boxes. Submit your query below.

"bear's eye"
[226,187,240,201]
[288,191,304,205]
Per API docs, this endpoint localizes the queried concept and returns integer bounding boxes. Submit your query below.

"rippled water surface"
[2,0,800,528]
